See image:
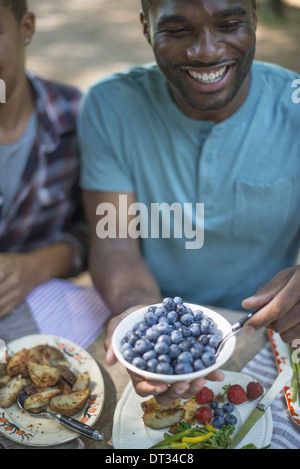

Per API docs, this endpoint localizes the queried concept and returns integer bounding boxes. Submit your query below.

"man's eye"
[218,21,245,31]
[164,27,189,35]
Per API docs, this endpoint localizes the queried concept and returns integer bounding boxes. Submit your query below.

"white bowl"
[112,303,236,384]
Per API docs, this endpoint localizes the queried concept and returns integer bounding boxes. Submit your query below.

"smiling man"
[79,0,300,404]
[143,0,257,120]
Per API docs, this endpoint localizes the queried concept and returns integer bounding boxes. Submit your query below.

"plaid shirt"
[0,71,87,274]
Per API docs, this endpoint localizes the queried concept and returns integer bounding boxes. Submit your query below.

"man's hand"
[0,244,74,319]
[242,265,300,344]
[104,307,225,406]
[0,253,35,318]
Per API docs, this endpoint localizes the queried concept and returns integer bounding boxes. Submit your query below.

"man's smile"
[180,63,235,92]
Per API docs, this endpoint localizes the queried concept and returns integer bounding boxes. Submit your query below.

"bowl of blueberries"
[112,296,236,384]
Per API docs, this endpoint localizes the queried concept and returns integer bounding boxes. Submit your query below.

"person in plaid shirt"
[0,1,87,318]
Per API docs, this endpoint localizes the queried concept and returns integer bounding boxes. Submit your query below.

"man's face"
[142,0,257,121]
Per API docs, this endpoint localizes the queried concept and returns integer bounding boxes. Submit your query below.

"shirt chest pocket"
[231,177,293,242]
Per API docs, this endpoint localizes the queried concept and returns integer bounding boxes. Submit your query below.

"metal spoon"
[215,309,259,359]
[17,391,103,441]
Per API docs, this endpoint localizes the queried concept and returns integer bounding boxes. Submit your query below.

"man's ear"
[21,12,35,44]
[252,1,258,30]
[140,11,152,45]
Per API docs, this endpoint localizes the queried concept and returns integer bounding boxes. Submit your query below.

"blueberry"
[157,334,172,345]
[193,309,205,322]
[142,349,157,361]
[177,351,193,364]
[173,296,183,305]
[170,330,183,344]
[193,359,206,371]
[201,351,216,367]
[145,326,161,342]
[133,339,152,354]
[155,306,168,317]
[167,310,178,324]
[179,339,192,352]
[178,325,192,338]
[132,357,147,370]
[122,348,136,363]
[181,313,194,326]
[154,341,169,355]
[169,344,181,358]
[214,408,225,417]
[175,363,193,374]
[208,333,222,349]
[189,323,202,338]
[203,345,216,355]
[224,414,238,426]
[158,316,170,325]
[127,331,138,345]
[147,358,158,372]
[156,362,173,375]
[190,343,203,358]
[162,297,176,311]
[144,312,159,326]
[212,416,225,429]
[197,334,209,346]
[157,354,171,363]
[156,322,172,335]
[147,305,157,313]
[209,400,219,410]
[200,318,214,334]
[176,303,188,315]
[223,402,234,414]
[120,342,132,352]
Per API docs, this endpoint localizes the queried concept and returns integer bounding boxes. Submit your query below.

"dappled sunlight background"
[26,0,300,91]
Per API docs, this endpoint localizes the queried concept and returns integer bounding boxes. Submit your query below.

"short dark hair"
[0,0,28,21]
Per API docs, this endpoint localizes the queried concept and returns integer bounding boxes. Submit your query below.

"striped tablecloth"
[242,343,300,449]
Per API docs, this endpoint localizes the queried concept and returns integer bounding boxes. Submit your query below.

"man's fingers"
[242,268,294,310]
[242,268,300,333]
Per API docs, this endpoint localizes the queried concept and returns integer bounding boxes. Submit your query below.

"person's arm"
[242,265,300,344]
[0,242,75,318]
[84,190,224,405]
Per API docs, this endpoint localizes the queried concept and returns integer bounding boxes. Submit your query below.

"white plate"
[112,370,273,449]
[0,334,105,447]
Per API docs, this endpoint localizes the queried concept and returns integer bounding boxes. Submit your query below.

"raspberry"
[246,381,264,400]
[195,386,214,404]
[227,384,247,405]
[195,405,213,425]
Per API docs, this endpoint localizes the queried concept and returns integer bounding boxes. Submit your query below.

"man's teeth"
[188,66,227,83]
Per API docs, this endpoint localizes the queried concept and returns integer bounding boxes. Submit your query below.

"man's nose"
[186,29,225,63]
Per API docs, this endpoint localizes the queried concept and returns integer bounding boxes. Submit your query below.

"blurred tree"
[269,0,285,16]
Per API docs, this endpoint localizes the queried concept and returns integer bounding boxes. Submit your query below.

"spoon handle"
[48,412,103,441]
[231,309,259,334]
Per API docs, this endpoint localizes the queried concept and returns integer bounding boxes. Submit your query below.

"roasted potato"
[24,387,61,413]
[0,374,11,389]
[181,398,198,424]
[0,375,27,408]
[141,396,185,429]
[72,372,90,392]
[57,365,77,387]
[27,361,60,387]
[142,408,185,429]
[141,397,181,414]
[49,388,90,416]
[6,349,29,378]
